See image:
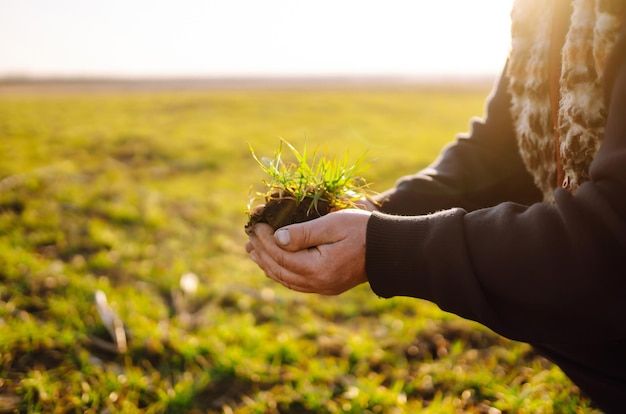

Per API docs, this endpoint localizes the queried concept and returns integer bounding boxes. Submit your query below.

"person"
[246,0,626,411]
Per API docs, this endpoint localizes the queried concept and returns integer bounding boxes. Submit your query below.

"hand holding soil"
[246,209,372,295]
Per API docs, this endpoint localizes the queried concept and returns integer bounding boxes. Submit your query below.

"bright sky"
[0,0,515,78]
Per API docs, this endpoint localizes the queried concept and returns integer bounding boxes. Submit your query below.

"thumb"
[274,209,370,252]
[274,215,337,252]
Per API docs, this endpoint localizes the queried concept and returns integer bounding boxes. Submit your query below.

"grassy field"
[0,80,599,413]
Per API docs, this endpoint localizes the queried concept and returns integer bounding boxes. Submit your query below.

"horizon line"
[0,73,498,92]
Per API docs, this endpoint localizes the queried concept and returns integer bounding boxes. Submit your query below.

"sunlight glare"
[0,0,515,78]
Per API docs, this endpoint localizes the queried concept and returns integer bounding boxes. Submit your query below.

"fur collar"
[507,0,624,202]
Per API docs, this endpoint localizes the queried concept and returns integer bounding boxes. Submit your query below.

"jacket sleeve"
[366,37,626,344]
[376,64,542,216]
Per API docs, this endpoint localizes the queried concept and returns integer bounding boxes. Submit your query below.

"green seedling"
[245,139,376,232]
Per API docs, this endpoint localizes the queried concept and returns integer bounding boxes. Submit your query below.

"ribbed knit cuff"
[365,211,428,298]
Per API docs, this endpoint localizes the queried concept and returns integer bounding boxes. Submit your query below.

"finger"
[274,219,330,252]
[355,198,379,212]
[247,223,274,253]
[273,213,343,252]
[251,223,327,276]
[251,246,318,292]
[251,241,353,295]
[253,222,274,237]
[275,209,370,252]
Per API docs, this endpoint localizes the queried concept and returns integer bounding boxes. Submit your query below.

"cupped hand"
[246,209,372,295]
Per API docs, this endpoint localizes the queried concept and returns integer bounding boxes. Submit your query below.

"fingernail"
[275,229,290,245]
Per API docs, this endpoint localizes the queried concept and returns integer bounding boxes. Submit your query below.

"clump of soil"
[245,192,331,235]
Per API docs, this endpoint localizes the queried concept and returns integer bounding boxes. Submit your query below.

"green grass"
[248,139,373,213]
[0,82,599,413]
